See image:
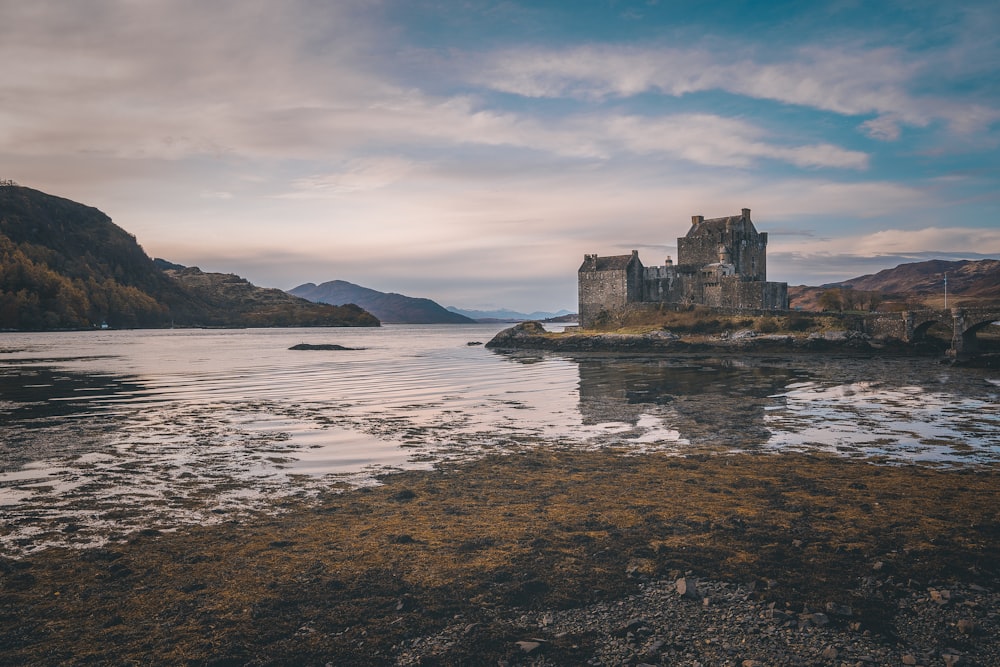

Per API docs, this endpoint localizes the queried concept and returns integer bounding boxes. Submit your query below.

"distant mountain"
[0,185,378,330]
[829,259,1000,299]
[789,259,1000,311]
[446,306,575,322]
[290,280,475,324]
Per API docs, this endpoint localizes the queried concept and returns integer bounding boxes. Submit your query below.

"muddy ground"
[2,450,998,666]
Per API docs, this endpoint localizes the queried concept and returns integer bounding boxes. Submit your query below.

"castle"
[578,208,788,328]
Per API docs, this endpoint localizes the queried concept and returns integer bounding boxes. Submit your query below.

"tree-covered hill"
[0,185,378,330]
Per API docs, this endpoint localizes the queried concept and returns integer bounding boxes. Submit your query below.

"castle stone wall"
[578,209,787,327]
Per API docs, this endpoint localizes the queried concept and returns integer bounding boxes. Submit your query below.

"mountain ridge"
[788,258,999,311]
[446,306,575,322]
[290,280,474,324]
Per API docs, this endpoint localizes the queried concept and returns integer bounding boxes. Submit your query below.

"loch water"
[1,324,998,555]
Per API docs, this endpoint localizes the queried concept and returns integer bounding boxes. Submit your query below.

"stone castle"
[578,208,788,327]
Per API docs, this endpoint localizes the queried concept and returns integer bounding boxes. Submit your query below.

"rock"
[942,653,961,666]
[647,329,679,340]
[956,618,976,635]
[466,341,482,346]
[288,343,357,351]
[515,640,541,653]
[901,654,917,665]
[930,589,951,605]
[644,639,665,658]
[825,602,853,617]
[821,645,838,660]
[676,577,700,600]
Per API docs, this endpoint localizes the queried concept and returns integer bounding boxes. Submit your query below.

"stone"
[929,589,951,605]
[644,639,665,658]
[956,618,976,635]
[942,653,961,666]
[825,602,853,617]
[676,577,700,599]
[821,645,838,660]
[515,640,541,653]
[901,654,917,665]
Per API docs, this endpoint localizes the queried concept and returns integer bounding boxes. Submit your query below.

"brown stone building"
[578,208,788,327]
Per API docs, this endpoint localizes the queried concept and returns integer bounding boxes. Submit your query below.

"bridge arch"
[910,314,950,342]
[953,312,1000,356]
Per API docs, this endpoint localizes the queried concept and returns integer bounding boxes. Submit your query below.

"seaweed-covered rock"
[484,321,548,349]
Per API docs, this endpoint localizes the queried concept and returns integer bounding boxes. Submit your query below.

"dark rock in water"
[467,341,483,346]
[288,343,358,351]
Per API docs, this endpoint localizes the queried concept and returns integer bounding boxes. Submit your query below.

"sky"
[1,0,998,312]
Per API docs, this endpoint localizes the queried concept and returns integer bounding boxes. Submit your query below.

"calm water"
[1,324,998,555]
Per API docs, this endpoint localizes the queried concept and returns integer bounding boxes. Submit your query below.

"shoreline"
[487,322,1000,368]
[3,449,998,665]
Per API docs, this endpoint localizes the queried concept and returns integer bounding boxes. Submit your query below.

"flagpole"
[944,273,948,309]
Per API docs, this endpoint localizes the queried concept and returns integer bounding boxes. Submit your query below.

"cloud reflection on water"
[0,327,996,556]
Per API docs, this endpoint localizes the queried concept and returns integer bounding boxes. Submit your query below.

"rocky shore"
[485,321,922,355]
[2,450,997,665]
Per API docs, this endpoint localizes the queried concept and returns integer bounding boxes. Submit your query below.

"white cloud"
[603,114,868,169]
[860,116,902,142]
[285,157,418,197]
[473,43,1000,137]
[0,4,869,172]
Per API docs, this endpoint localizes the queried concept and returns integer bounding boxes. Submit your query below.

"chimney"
[691,215,703,225]
[665,256,673,267]
[742,208,751,220]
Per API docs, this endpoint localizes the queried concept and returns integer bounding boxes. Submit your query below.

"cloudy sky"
[1,1,998,312]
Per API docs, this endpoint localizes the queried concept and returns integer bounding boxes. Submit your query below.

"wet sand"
[2,450,998,665]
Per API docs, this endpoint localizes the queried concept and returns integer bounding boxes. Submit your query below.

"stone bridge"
[867,308,1000,357]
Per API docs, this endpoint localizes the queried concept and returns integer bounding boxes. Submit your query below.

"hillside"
[833,259,1000,300]
[290,280,474,324]
[0,185,378,329]
[164,267,379,328]
[789,259,1000,311]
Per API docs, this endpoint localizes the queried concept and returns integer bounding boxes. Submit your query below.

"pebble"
[393,578,1000,666]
